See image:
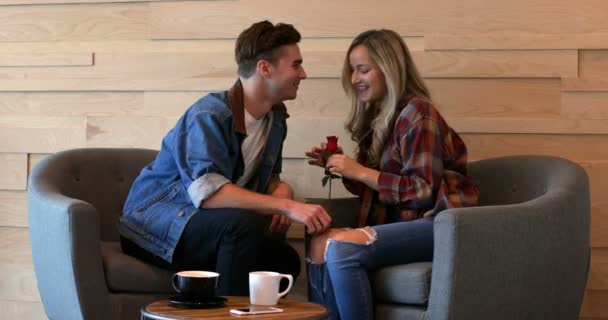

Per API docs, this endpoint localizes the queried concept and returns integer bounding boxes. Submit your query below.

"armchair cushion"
[101,242,174,294]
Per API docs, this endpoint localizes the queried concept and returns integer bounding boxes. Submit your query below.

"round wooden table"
[141,296,328,320]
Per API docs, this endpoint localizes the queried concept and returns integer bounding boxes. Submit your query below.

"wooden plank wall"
[0,0,607,318]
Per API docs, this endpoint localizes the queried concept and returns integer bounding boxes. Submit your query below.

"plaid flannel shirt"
[345,96,479,224]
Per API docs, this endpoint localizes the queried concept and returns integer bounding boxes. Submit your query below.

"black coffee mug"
[172,271,219,302]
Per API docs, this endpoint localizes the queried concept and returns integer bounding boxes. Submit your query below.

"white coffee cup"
[249,271,293,305]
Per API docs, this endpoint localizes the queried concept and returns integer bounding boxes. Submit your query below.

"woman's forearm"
[355,166,380,191]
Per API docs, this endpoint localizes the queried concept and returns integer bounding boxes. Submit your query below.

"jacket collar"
[227,79,290,135]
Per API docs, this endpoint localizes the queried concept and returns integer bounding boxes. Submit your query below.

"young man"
[119,21,332,295]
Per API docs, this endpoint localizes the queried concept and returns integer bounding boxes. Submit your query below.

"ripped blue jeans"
[307,218,434,320]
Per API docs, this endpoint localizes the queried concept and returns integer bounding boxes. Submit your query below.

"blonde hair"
[342,29,430,167]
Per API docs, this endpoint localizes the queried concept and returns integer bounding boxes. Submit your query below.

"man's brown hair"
[235,20,301,78]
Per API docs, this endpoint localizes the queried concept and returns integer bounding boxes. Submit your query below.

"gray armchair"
[309,155,590,320]
[28,148,175,320]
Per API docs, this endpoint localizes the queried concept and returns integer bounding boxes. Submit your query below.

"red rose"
[321,136,342,199]
[326,136,339,152]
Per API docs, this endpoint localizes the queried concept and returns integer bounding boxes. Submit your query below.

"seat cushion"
[373,262,432,305]
[101,241,175,294]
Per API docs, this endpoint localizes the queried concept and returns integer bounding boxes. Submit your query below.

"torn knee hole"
[330,227,377,245]
[358,227,377,244]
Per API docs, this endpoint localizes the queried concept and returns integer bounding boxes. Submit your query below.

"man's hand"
[267,180,294,234]
[284,201,332,235]
[269,214,291,234]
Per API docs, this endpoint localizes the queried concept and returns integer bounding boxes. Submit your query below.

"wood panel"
[86,116,177,149]
[0,227,32,265]
[285,79,350,118]
[1,0,182,4]
[0,52,92,67]
[581,162,608,207]
[429,78,561,118]
[562,92,608,120]
[0,191,27,227]
[426,33,608,50]
[286,119,608,159]
[150,0,431,39]
[449,118,608,135]
[462,134,608,162]
[0,76,235,92]
[580,290,608,318]
[0,263,40,302]
[28,154,50,176]
[0,49,575,91]
[0,300,45,320]
[423,50,578,78]
[562,78,608,92]
[0,50,353,91]
[19,77,574,122]
[430,0,608,35]
[0,116,85,153]
[591,204,608,249]
[0,92,143,116]
[0,40,235,53]
[143,92,205,117]
[0,3,147,42]
[0,52,235,91]
[286,223,305,240]
[580,50,608,78]
[588,249,608,290]
[302,37,424,52]
[287,78,563,119]
[0,228,39,301]
[0,153,27,190]
[284,118,608,158]
[0,38,423,54]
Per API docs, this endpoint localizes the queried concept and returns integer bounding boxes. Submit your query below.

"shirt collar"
[227,79,290,135]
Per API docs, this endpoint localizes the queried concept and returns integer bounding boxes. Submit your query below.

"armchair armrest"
[28,181,113,320]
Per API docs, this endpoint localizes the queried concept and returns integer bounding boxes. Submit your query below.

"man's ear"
[257,59,273,78]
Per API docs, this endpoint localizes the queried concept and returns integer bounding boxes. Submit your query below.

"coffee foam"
[178,271,219,278]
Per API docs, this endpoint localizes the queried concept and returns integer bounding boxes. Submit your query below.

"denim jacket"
[119,80,289,262]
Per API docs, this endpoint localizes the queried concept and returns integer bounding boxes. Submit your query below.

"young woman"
[305,29,479,320]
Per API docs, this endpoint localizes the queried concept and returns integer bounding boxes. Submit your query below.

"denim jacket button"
[177,211,185,217]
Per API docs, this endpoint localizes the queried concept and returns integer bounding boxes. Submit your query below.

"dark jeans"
[121,208,300,296]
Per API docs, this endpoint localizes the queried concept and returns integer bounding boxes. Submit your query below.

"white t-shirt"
[236,109,273,187]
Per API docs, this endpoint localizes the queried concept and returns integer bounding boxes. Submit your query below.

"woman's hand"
[326,154,364,180]
[305,143,343,167]
[327,154,380,190]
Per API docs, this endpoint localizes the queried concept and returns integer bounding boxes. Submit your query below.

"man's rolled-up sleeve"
[188,173,230,209]
[172,110,234,208]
